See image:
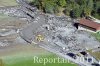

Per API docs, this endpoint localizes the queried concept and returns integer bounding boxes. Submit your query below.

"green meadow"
[1,54,77,66]
[0,0,17,6]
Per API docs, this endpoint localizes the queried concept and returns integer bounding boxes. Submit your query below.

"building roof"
[79,18,100,31]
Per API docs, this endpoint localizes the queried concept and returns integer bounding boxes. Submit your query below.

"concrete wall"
[78,25,97,33]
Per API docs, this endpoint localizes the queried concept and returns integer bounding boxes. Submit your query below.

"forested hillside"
[31,0,100,19]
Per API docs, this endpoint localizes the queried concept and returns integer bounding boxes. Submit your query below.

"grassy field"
[0,0,17,7]
[88,50,100,61]
[0,43,77,66]
[2,54,77,66]
[0,13,9,19]
[92,32,100,42]
[0,0,34,7]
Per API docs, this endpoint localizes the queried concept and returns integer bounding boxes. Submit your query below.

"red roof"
[79,18,100,31]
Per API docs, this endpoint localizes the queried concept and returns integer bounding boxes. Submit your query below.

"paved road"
[39,42,92,66]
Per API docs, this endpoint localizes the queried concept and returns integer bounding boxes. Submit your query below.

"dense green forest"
[30,0,100,19]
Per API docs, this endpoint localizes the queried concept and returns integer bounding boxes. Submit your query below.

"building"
[75,18,100,33]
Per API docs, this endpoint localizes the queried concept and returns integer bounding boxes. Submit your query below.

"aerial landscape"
[0,0,100,66]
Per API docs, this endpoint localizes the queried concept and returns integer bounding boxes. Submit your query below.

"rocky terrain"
[32,14,100,52]
[0,0,100,66]
[0,0,99,57]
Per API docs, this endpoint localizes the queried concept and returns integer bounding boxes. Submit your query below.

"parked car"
[92,63,100,66]
[67,53,77,59]
[84,57,92,63]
